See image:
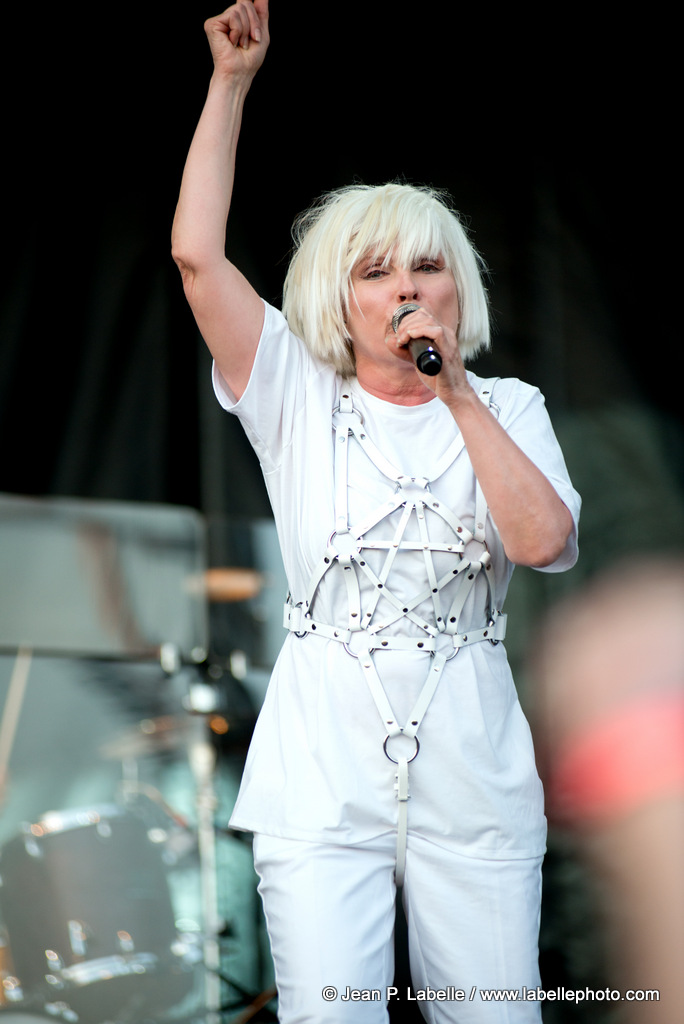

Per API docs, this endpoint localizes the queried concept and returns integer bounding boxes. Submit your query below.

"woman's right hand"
[204,0,270,82]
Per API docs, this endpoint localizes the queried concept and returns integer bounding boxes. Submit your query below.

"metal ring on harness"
[383,733,420,764]
[332,397,364,424]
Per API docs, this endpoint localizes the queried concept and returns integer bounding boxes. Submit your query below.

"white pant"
[253,831,543,1023]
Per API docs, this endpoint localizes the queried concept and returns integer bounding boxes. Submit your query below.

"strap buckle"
[284,599,309,639]
[487,611,507,645]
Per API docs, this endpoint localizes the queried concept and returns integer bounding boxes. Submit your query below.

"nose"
[396,268,419,303]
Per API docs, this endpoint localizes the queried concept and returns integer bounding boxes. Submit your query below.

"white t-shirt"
[213,301,580,860]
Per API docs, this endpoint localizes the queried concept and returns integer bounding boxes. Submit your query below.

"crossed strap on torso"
[283,380,507,883]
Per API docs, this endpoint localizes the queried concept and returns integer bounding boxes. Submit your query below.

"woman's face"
[346,252,460,372]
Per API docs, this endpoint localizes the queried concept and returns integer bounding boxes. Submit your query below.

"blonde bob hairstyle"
[281,182,491,378]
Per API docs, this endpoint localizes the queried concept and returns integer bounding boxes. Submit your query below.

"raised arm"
[171,1,270,400]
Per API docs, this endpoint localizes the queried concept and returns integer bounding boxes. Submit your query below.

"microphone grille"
[391,303,420,334]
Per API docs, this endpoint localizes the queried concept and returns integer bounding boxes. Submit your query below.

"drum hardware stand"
[152,644,227,1024]
[217,974,277,1022]
[0,646,32,806]
[101,649,257,1024]
[181,661,276,1024]
[182,664,224,1024]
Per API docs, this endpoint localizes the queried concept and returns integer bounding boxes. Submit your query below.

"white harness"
[283,381,507,884]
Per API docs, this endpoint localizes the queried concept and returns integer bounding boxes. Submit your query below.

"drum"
[0,806,194,1022]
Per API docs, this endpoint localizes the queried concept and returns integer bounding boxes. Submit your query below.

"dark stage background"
[2,4,681,524]
[2,5,683,1021]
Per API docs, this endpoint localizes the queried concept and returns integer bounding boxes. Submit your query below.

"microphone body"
[391,303,442,376]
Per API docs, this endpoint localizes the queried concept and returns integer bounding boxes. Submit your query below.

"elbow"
[170,217,204,285]
[523,537,568,569]
[171,246,205,309]
[507,507,574,569]
[171,240,197,284]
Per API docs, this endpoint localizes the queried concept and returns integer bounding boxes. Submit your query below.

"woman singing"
[172,3,580,1020]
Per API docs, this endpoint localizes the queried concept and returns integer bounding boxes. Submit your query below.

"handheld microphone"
[391,303,442,376]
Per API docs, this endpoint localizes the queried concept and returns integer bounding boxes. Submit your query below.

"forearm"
[171,71,249,277]
[172,1,268,281]
[445,388,573,567]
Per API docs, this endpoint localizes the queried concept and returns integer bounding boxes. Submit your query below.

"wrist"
[444,378,475,409]
[442,380,479,418]
[208,63,254,99]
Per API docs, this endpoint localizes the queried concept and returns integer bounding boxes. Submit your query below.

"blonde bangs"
[348,187,452,280]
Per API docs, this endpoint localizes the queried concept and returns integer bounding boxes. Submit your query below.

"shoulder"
[214,299,336,409]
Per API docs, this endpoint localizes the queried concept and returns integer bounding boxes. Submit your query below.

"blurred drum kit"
[0,496,278,1023]
[0,803,198,1022]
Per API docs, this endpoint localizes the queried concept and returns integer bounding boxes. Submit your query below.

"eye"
[416,261,442,273]
[362,267,387,280]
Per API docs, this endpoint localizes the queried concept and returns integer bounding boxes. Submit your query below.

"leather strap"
[284,602,507,652]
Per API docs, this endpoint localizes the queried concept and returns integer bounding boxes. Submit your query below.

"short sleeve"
[211,300,330,475]
[495,378,581,573]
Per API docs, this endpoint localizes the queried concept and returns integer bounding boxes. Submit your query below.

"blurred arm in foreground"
[530,559,684,1022]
